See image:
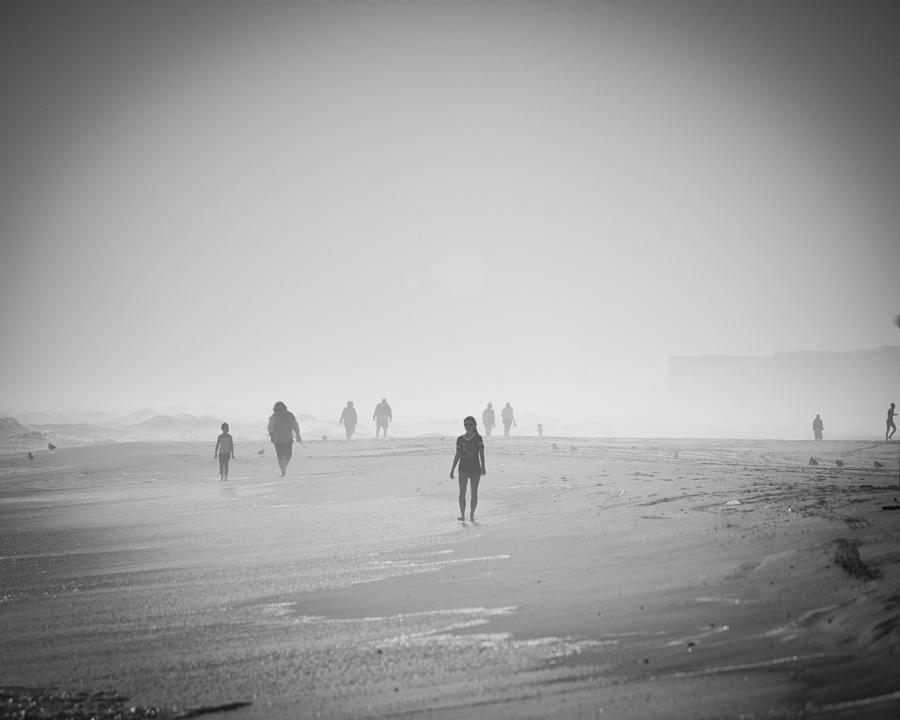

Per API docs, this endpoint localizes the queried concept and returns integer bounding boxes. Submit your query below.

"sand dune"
[1,437,898,719]
[0,413,268,449]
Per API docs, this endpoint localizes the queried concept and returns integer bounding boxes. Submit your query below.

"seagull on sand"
[808,457,818,466]
[27,452,34,460]
[874,461,884,469]
[835,460,844,468]
[47,443,56,451]
[257,449,265,455]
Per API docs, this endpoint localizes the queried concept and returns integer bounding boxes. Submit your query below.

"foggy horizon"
[6,339,898,441]
[2,2,899,438]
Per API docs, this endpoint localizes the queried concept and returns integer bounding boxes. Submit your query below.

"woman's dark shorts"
[458,467,481,488]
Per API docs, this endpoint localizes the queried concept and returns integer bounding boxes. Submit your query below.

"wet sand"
[1,438,899,719]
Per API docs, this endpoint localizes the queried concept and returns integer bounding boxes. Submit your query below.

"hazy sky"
[2,1,899,425]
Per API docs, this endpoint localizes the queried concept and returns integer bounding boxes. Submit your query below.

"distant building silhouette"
[668,345,900,437]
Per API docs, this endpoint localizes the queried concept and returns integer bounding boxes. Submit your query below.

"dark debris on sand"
[0,686,250,720]
[831,538,880,581]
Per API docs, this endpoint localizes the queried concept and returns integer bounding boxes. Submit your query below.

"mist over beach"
[1,1,900,718]
[1,1,899,431]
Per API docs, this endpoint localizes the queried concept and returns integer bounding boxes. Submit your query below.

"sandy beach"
[2,436,899,719]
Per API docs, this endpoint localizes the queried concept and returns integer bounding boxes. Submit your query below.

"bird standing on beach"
[808,457,818,466]
[874,461,884,469]
[835,460,844,468]
[47,443,56,451]
[27,452,34,460]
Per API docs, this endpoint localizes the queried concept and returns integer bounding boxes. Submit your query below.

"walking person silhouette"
[268,401,302,476]
[340,401,358,440]
[450,416,486,523]
[501,402,516,437]
[373,398,392,439]
[482,403,495,437]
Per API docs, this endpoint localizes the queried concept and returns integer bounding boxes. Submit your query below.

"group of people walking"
[213,399,519,521]
[340,398,394,440]
[215,399,898,521]
[214,400,492,522]
[480,402,517,437]
[338,399,520,441]
[266,399,391,477]
[338,398,393,441]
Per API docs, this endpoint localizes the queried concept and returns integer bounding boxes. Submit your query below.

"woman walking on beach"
[268,401,302,476]
[450,416,486,522]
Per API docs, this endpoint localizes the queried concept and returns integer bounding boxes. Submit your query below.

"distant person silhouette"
[501,402,516,437]
[340,401,358,440]
[537,423,544,437]
[450,416,486,522]
[482,403,496,437]
[267,401,302,476]
[812,414,824,441]
[373,398,392,439]
[887,402,897,441]
[214,422,235,481]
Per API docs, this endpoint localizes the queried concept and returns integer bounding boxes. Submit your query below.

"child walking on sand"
[450,416,486,522]
[214,422,235,481]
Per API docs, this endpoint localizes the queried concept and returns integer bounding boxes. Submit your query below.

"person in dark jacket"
[268,401,302,476]
[340,401,358,440]
[373,398,392,439]
[812,414,824,441]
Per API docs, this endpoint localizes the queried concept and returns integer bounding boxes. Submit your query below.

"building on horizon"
[666,345,900,438]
